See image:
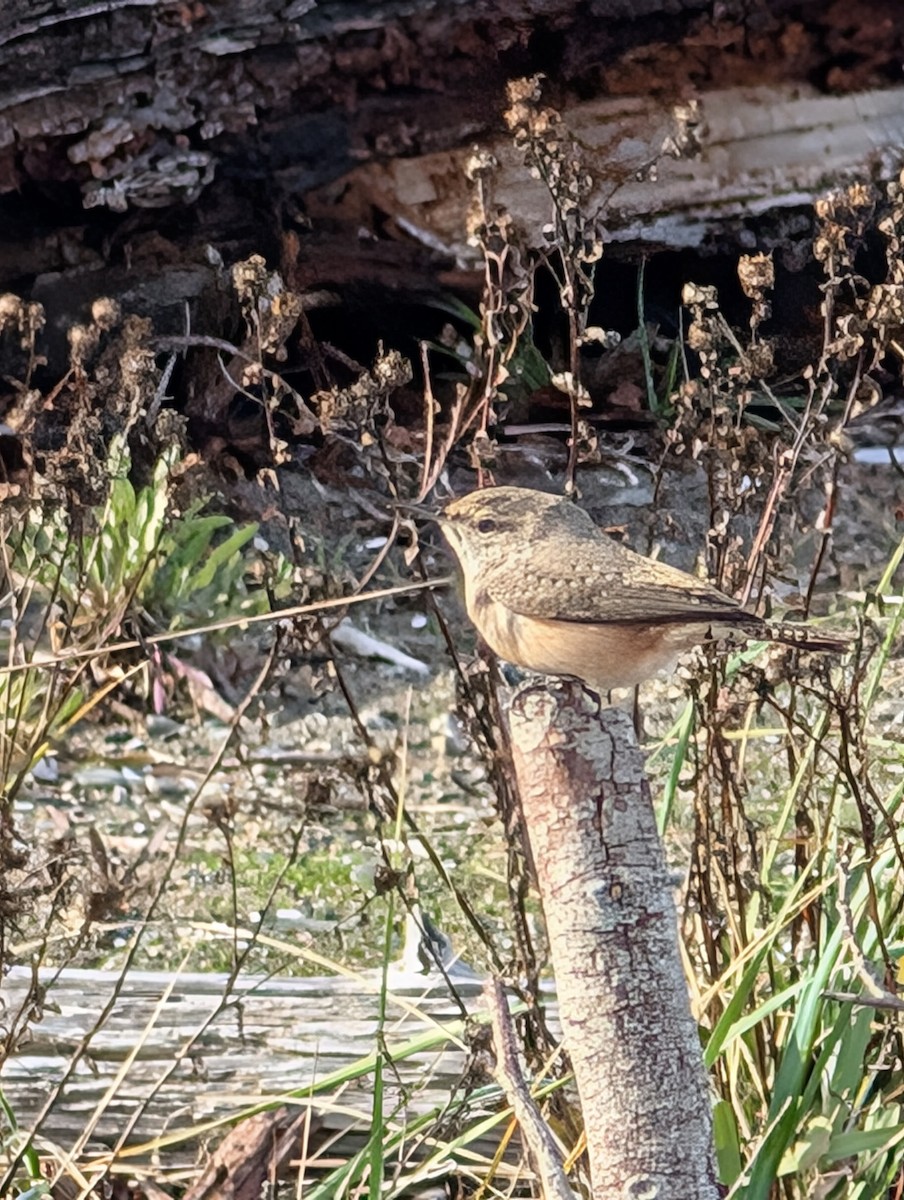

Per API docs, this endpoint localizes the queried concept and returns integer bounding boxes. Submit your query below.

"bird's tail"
[760,622,849,654]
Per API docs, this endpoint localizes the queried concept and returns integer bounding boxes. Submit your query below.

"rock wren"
[420,486,845,693]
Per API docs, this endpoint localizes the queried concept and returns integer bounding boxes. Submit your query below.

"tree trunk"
[506,682,718,1200]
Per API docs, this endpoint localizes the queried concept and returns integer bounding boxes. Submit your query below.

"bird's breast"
[468,591,703,691]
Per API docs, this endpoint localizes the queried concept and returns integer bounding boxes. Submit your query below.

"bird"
[417,485,845,694]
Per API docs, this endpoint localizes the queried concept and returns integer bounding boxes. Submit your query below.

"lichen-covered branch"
[506,683,718,1200]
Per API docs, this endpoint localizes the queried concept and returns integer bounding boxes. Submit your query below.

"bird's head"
[435,487,569,575]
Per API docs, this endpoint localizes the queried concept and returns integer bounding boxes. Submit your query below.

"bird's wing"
[486,532,750,626]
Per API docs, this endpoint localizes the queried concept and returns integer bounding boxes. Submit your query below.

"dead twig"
[484,976,576,1200]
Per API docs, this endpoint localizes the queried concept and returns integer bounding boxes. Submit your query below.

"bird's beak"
[394,499,446,525]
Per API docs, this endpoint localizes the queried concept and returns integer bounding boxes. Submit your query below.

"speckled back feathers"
[441,486,749,627]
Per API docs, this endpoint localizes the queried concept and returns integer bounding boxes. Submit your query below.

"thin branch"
[484,977,577,1200]
[0,577,452,677]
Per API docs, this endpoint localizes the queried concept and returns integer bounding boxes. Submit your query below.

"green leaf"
[822,1120,904,1163]
[714,1099,743,1185]
[656,697,694,834]
[189,523,258,593]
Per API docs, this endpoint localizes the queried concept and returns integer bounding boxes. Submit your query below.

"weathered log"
[309,83,904,256]
[0,963,553,1178]
[1,1,903,263]
[0,0,706,209]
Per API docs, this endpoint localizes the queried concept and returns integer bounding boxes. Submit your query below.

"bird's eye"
[476,517,496,534]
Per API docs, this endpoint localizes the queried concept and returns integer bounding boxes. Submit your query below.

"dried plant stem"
[484,976,576,1200]
[0,578,452,678]
[3,644,278,1195]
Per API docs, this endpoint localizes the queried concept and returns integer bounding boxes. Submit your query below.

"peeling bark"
[506,682,718,1200]
[311,83,904,256]
[181,1106,314,1200]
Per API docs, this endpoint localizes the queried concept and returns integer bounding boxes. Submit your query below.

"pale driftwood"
[506,682,718,1200]
[331,618,430,676]
[0,963,554,1176]
[0,965,481,1146]
[310,83,904,255]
